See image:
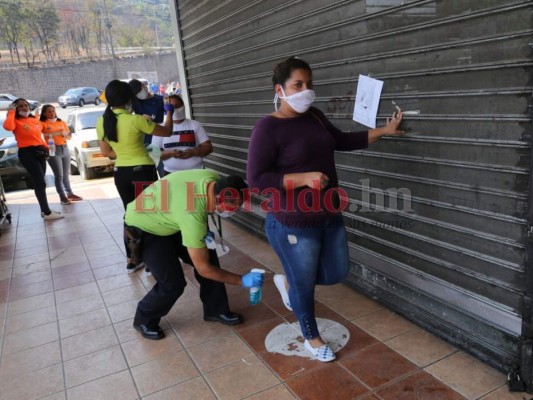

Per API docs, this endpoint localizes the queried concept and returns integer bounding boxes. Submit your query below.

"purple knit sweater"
[246,107,368,225]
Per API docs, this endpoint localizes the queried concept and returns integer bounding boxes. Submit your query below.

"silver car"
[58,87,101,108]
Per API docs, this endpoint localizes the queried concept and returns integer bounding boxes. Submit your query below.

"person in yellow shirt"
[39,104,83,205]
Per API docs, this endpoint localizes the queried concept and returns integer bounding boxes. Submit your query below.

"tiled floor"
[0,177,530,400]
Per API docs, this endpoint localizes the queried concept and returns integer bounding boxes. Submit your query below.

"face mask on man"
[274,86,315,113]
[173,106,185,120]
[125,103,133,113]
[136,88,148,100]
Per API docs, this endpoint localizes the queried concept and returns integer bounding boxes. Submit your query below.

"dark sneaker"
[127,262,144,273]
[60,197,71,205]
[67,193,83,201]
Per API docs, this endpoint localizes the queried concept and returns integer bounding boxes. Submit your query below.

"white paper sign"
[353,75,384,128]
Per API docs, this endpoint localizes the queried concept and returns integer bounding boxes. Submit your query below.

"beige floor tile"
[316,284,384,320]
[8,279,53,301]
[188,333,253,374]
[2,321,59,355]
[175,319,232,348]
[385,327,457,367]
[5,305,57,335]
[41,392,66,400]
[66,370,138,400]
[205,355,279,400]
[64,345,127,388]
[53,271,95,291]
[13,252,50,268]
[130,351,200,397]
[0,341,61,381]
[7,292,55,316]
[55,282,100,304]
[97,274,140,293]
[13,245,49,259]
[56,293,105,320]
[84,245,123,260]
[0,364,64,400]
[101,283,147,307]
[144,376,216,400]
[58,308,111,339]
[92,262,126,280]
[107,299,139,323]
[166,298,204,328]
[122,332,183,367]
[0,269,11,282]
[114,318,141,344]
[10,270,51,286]
[425,351,506,399]
[353,309,416,341]
[479,385,532,399]
[11,262,51,278]
[61,325,118,361]
[247,384,297,400]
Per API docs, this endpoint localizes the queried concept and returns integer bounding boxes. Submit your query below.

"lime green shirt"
[96,109,155,167]
[124,169,219,248]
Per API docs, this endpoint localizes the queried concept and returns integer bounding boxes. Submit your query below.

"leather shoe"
[204,312,243,325]
[133,321,165,340]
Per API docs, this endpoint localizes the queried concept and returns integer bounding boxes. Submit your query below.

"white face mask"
[173,106,185,120]
[274,86,315,113]
[19,110,30,117]
[136,88,148,100]
[49,118,57,122]
[215,209,236,218]
[125,103,133,113]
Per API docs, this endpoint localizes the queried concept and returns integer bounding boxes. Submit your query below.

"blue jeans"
[265,213,349,339]
[47,145,73,197]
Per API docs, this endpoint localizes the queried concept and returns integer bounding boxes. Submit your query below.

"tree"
[0,0,25,63]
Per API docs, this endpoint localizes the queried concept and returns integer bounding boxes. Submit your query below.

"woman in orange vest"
[3,99,63,219]
[39,104,83,205]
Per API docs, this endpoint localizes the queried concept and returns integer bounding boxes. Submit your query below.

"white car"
[0,93,40,111]
[66,107,114,179]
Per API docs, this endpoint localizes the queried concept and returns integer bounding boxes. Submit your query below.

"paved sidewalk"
[0,177,528,399]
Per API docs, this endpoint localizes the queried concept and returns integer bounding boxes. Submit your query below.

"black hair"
[39,104,62,122]
[102,80,133,142]
[128,79,143,95]
[168,94,184,107]
[272,56,312,88]
[11,98,34,119]
[214,175,248,203]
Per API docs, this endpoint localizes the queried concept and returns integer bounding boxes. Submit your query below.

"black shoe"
[204,312,243,325]
[127,262,144,274]
[133,321,165,340]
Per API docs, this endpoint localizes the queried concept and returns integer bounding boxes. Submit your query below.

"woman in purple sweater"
[247,57,404,362]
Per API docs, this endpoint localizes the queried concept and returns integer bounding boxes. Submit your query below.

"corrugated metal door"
[171,0,533,377]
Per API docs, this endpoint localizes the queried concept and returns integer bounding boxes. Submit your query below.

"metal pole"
[102,0,117,78]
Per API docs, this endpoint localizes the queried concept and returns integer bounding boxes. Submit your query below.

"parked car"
[66,107,114,179]
[0,94,40,111]
[0,119,33,188]
[58,87,101,108]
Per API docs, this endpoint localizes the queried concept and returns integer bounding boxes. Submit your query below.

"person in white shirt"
[151,94,213,175]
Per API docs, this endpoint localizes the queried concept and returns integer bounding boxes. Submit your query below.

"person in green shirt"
[97,79,174,273]
[125,169,263,340]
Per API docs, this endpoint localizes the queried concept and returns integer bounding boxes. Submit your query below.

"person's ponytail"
[103,105,118,142]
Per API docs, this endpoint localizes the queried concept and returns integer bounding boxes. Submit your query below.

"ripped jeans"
[265,213,349,339]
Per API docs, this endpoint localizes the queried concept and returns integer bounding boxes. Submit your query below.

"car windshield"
[77,111,103,129]
[0,121,14,138]
[65,89,81,95]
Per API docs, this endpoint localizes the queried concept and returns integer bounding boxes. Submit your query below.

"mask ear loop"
[273,85,286,111]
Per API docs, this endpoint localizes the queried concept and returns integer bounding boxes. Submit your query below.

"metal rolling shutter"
[171,0,533,379]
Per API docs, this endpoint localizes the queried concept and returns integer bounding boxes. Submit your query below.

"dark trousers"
[114,165,158,259]
[134,231,230,327]
[18,147,50,214]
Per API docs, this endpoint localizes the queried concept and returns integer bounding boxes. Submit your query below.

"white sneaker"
[273,274,292,311]
[304,340,336,362]
[41,210,64,220]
